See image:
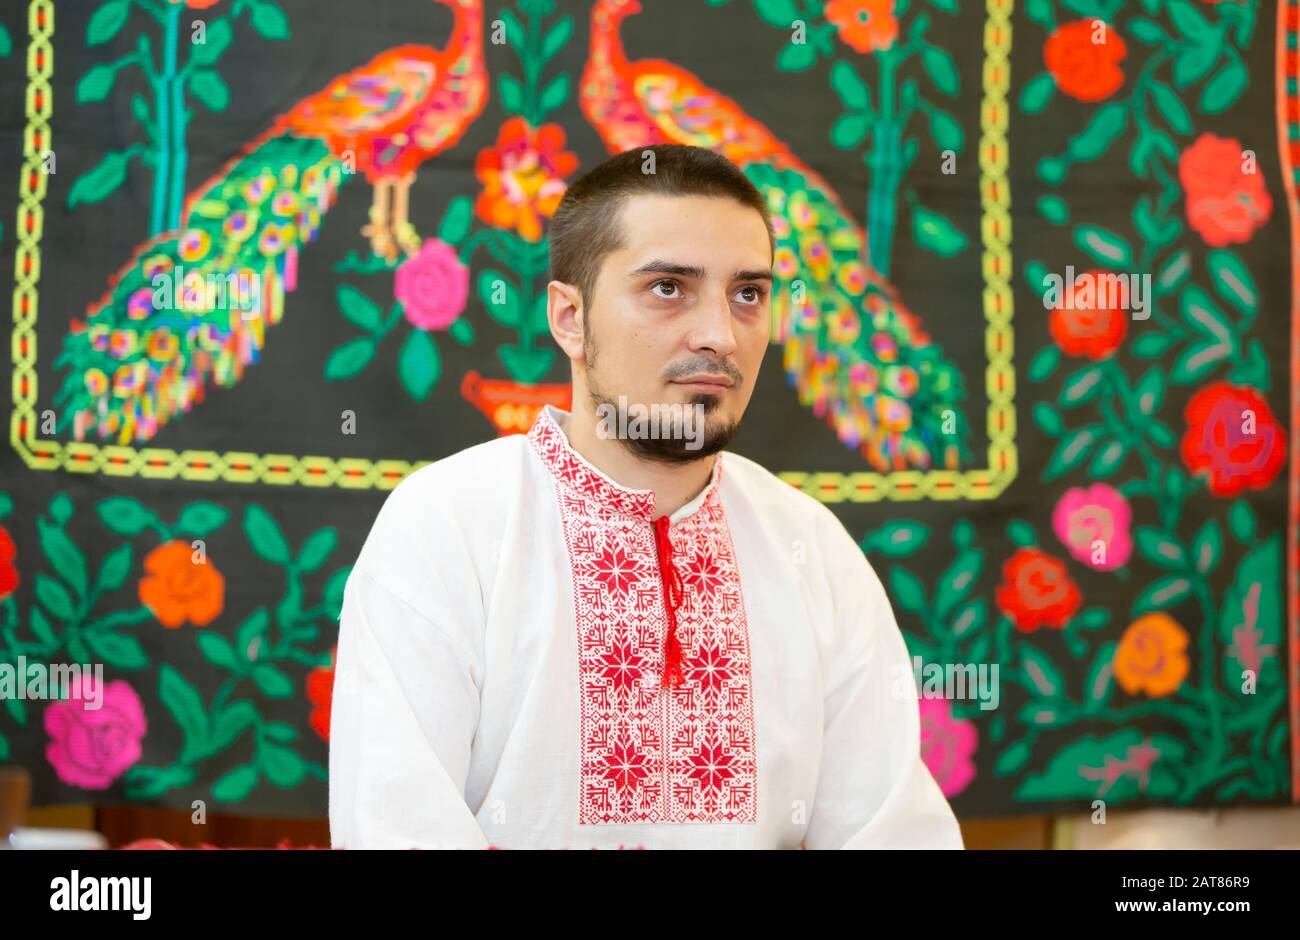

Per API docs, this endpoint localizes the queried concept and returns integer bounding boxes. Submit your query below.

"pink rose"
[1051,482,1133,571]
[45,677,147,790]
[394,238,469,331]
[919,698,977,798]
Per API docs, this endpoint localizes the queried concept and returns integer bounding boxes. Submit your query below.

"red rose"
[1048,269,1128,359]
[1181,382,1285,496]
[1179,134,1273,247]
[1044,20,1127,102]
[995,548,1081,633]
[307,648,336,742]
[0,525,17,600]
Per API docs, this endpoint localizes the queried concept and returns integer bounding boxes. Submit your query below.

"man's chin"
[620,415,739,465]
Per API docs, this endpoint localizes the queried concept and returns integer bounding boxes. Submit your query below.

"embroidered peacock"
[56,0,486,445]
[580,0,968,472]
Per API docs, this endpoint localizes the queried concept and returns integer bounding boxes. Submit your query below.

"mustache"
[663,356,743,385]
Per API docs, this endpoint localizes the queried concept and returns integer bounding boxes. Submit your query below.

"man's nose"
[688,290,738,358]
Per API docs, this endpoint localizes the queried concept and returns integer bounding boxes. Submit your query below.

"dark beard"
[587,385,740,465]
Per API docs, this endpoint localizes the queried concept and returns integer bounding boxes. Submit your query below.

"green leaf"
[1191,519,1221,575]
[1067,104,1126,161]
[1025,0,1053,26]
[398,328,441,401]
[296,528,337,573]
[755,0,800,27]
[85,630,148,669]
[1199,58,1246,113]
[1074,225,1133,267]
[1150,84,1191,134]
[1019,644,1064,697]
[830,113,870,148]
[244,505,291,565]
[498,344,555,384]
[1170,340,1229,384]
[323,569,349,620]
[76,63,118,103]
[336,285,384,333]
[926,107,964,152]
[1088,439,1126,478]
[498,74,524,115]
[861,521,929,557]
[911,204,967,256]
[922,46,959,95]
[0,24,12,58]
[1206,249,1257,313]
[197,631,238,670]
[1074,608,1111,631]
[1025,260,1052,299]
[935,550,983,620]
[68,150,132,208]
[1167,0,1214,42]
[1044,425,1103,480]
[1228,501,1256,543]
[478,269,520,326]
[1218,536,1281,687]
[1082,644,1116,712]
[97,496,157,536]
[37,517,88,598]
[1131,574,1193,615]
[191,19,233,66]
[95,543,133,593]
[236,609,270,654]
[1173,45,1217,87]
[995,739,1032,775]
[176,502,229,538]
[210,701,258,752]
[189,70,230,111]
[250,1,291,39]
[159,665,209,764]
[949,598,986,638]
[4,695,26,726]
[1016,731,1186,802]
[261,744,306,787]
[1007,521,1037,547]
[1128,17,1168,44]
[1019,72,1055,114]
[829,61,869,110]
[36,574,76,620]
[252,663,294,698]
[1028,345,1060,382]
[1033,402,1064,435]
[437,196,473,246]
[1154,249,1191,296]
[323,337,377,380]
[539,74,570,114]
[212,765,260,802]
[1135,526,1186,568]
[1058,365,1104,408]
[776,40,816,71]
[1037,195,1068,224]
[889,567,927,615]
[1134,367,1165,415]
[541,15,573,60]
[30,608,57,647]
[449,317,475,346]
[265,721,299,744]
[87,0,131,46]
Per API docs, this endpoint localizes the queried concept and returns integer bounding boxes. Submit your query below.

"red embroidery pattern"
[529,409,758,824]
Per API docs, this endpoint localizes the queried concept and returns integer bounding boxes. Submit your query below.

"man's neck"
[558,407,717,520]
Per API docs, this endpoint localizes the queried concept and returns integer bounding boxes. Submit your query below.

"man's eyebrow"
[629,260,774,282]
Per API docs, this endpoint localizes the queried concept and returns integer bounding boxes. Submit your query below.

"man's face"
[577,193,773,462]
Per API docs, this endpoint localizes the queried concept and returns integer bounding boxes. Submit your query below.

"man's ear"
[547,280,586,363]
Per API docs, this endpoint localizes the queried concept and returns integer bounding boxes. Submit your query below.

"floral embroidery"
[528,409,757,824]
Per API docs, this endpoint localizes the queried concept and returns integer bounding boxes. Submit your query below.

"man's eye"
[651,280,679,298]
[735,286,764,304]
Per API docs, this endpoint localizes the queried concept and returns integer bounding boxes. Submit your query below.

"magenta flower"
[919,698,977,798]
[1051,483,1132,571]
[394,238,469,331]
[45,676,147,790]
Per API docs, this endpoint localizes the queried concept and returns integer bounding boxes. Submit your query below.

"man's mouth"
[671,374,734,392]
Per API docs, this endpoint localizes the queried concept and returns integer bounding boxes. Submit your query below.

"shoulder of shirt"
[718,448,850,534]
[385,433,532,512]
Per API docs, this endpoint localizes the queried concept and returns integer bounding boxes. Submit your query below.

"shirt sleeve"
[802,517,965,850]
[328,566,490,849]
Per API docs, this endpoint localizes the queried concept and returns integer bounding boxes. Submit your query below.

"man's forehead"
[612,193,773,270]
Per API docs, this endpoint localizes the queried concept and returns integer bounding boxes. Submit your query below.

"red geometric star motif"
[685,735,740,795]
[601,732,652,794]
[682,547,726,598]
[686,641,735,700]
[587,545,647,599]
[597,637,648,696]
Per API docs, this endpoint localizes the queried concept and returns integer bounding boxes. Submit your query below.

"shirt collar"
[528,405,723,524]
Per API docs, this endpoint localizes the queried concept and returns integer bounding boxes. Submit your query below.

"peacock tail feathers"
[745,162,971,473]
[55,132,346,445]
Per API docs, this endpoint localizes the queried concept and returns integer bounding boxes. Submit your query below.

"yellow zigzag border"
[11,0,1016,498]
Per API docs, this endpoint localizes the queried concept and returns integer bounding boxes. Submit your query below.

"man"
[329,144,963,849]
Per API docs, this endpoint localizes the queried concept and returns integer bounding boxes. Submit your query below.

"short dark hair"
[549,144,774,305]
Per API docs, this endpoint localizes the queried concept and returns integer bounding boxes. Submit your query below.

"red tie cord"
[653,515,686,689]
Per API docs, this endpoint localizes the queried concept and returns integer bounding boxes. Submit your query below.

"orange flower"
[138,541,225,628]
[474,118,578,243]
[1113,613,1190,697]
[1048,269,1128,359]
[1044,20,1127,102]
[826,0,899,53]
